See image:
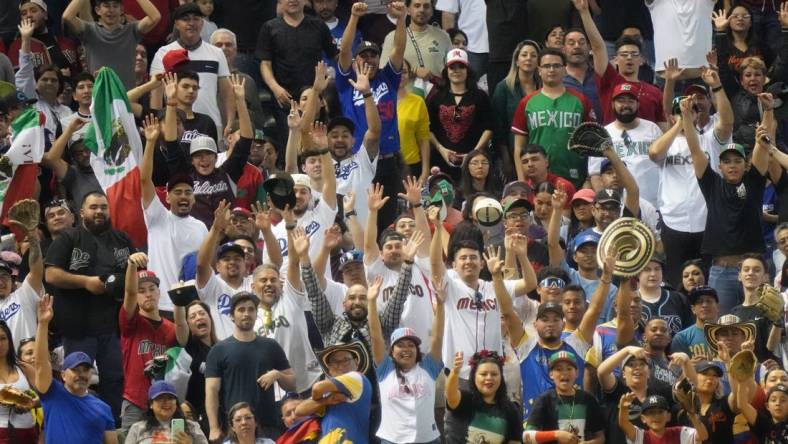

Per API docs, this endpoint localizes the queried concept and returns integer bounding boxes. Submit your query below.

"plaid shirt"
[302,261,414,346]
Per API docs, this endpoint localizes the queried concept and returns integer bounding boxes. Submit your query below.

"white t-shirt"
[253,281,322,393]
[442,270,516,378]
[150,41,230,135]
[196,273,252,340]
[143,197,209,311]
[655,126,727,233]
[513,295,539,340]
[262,199,337,275]
[589,120,663,206]
[366,256,434,352]
[324,279,348,317]
[0,280,41,350]
[647,0,715,70]
[334,147,377,227]
[435,0,489,53]
[628,426,697,444]
[60,112,91,144]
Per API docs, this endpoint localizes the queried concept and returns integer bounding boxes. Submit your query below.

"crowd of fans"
[4,0,788,443]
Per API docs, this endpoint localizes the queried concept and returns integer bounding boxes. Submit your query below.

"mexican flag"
[0,107,45,227]
[83,68,146,247]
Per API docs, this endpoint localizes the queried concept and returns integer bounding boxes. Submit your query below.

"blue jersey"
[585,321,643,378]
[320,372,372,443]
[40,380,115,444]
[336,62,401,155]
[672,325,714,360]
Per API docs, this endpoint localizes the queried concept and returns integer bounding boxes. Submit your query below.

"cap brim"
[549,357,577,369]
[316,340,370,375]
[703,322,756,353]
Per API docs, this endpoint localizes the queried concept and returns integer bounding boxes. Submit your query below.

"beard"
[614,108,637,124]
[83,215,110,233]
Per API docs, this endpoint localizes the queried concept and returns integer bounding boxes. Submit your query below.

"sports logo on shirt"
[0,302,21,322]
[69,248,90,271]
[218,293,231,316]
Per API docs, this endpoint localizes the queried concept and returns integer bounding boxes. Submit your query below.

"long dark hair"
[468,350,509,406]
[143,398,187,434]
[440,64,478,93]
[0,321,18,369]
[186,300,218,346]
[459,150,499,200]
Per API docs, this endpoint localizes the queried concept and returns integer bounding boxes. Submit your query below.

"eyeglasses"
[539,63,564,71]
[730,14,751,20]
[504,212,529,220]
[539,277,566,289]
[595,204,621,213]
[327,357,355,367]
[616,51,640,59]
[469,160,490,167]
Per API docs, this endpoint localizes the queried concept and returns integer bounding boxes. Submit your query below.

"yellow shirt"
[396,92,430,165]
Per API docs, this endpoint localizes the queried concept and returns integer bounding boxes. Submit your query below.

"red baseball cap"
[163,49,189,73]
[611,82,640,101]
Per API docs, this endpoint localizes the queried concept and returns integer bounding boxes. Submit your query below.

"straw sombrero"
[596,217,655,277]
[703,314,756,353]
[315,340,370,375]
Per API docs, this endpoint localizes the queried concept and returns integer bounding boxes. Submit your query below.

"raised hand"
[343,192,356,214]
[483,245,504,275]
[625,345,648,361]
[619,392,637,410]
[291,227,310,258]
[717,341,732,363]
[669,352,690,368]
[781,2,788,28]
[67,116,89,134]
[37,294,54,324]
[397,176,422,205]
[281,204,296,226]
[712,9,730,31]
[351,1,368,17]
[758,92,775,111]
[426,205,441,224]
[367,275,383,301]
[287,100,303,130]
[229,73,246,100]
[701,66,722,88]
[18,18,34,40]
[679,96,694,117]
[402,230,425,263]
[551,185,567,210]
[387,1,406,18]
[310,121,328,149]
[322,224,343,251]
[602,243,617,277]
[367,183,390,211]
[571,0,588,12]
[452,351,464,372]
[162,71,178,100]
[506,232,528,257]
[128,252,148,269]
[756,124,771,145]
[662,58,685,82]
[349,62,372,95]
[251,201,272,231]
[143,114,160,142]
[313,61,330,93]
[212,200,232,232]
[706,50,718,69]
[432,274,446,304]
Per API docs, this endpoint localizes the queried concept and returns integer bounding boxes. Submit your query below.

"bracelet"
[403,259,414,265]
[345,210,357,218]
[362,92,373,99]
[711,85,723,93]
[412,202,423,208]
[285,224,297,230]
[166,100,178,107]
[600,278,612,285]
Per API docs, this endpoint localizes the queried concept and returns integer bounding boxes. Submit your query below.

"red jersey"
[232,163,264,210]
[597,64,666,125]
[123,0,180,47]
[525,173,577,209]
[6,35,80,74]
[119,310,177,408]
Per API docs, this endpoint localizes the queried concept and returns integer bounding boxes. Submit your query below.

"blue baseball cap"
[390,327,421,348]
[62,352,93,370]
[339,250,363,271]
[148,381,178,400]
[572,232,599,254]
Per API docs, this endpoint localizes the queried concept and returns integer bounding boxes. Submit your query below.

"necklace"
[558,392,576,420]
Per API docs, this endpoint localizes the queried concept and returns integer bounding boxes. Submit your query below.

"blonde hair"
[504,40,541,92]
[737,56,766,75]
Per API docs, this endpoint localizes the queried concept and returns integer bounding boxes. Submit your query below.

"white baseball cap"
[189,136,218,155]
[473,197,503,226]
[446,48,469,67]
[291,173,311,189]
[20,0,48,13]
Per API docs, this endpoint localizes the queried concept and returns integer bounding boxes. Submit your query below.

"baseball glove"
[755,283,785,325]
[8,199,40,232]
[672,378,698,413]
[568,122,613,157]
[728,350,757,383]
[0,386,34,410]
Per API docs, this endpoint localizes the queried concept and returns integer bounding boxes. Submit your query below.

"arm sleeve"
[506,402,524,441]
[255,23,273,61]
[329,372,365,401]
[14,51,37,99]
[678,426,698,444]
[166,139,190,176]
[525,394,548,430]
[511,96,528,135]
[321,22,338,60]
[204,344,223,378]
[302,262,336,336]
[44,231,73,268]
[696,162,717,198]
[380,262,414,337]
[715,32,739,97]
[491,82,509,146]
[222,137,251,183]
[428,95,440,133]
[268,339,292,371]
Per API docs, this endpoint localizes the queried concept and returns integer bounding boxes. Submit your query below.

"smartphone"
[171,418,185,439]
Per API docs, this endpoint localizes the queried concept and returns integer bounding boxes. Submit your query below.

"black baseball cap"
[641,395,670,413]
[327,116,355,134]
[688,286,719,305]
[217,242,244,259]
[172,3,204,20]
[594,188,621,205]
[354,41,381,57]
[537,302,564,319]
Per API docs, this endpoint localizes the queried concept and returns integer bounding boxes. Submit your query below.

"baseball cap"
[166,173,193,192]
[683,82,710,97]
[339,250,363,271]
[768,384,788,399]
[0,261,13,277]
[390,327,421,347]
[694,360,723,376]
[262,172,296,210]
[571,232,599,253]
[622,352,649,368]
[62,351,93,370]
[473,197,503,226]
[163,49,189,73]
[0,252,21,277]
[137,270,160,286]
[189,136,218,155]
[0,89,36,114]
[254,129,266,141]
[172,2,204,20]
[501,195,533,214]
[291,173,311,189]
[649,251,666,268]
[641,395,670,413]
[446,48,469,67]
[229,291,259,312]
[719,143,746,159]
[217,242,244,259]
[502,181,531,198]
[688,286,719,305]
[571,188,595,204]
[611,82,640,100]
[354,41,380,57]
[231,207,252,218]
[327,116,355,134]
[549,351,578,369]
[537,301,564,319]
[379,229,405,247]
[20,0,47,12]
[594,188,622,205]
[148,381,178,400]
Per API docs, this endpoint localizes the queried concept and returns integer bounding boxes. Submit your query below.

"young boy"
[739,383,788,443]
[523,351,605,443]
[619,393,708,443]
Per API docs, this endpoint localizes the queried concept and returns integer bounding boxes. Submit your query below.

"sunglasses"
[539,277,566,289]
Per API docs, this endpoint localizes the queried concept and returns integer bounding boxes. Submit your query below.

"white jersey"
[254,281,321,393]
[324,278,348,317]
[334,147,377,227]
[656,126,727,233]
[366,256,434,352]
[435,0,488,53]
[0,280,41,350]
[144,197,208,311]
[262,199,337,274]
[589,120,663,206]
[442,270,516,378]
[196,274,252,340]
[647,0,715,70]
[150,41,231,135]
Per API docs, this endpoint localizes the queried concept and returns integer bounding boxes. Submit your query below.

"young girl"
[197,0,217,42]
[619,393,708,443]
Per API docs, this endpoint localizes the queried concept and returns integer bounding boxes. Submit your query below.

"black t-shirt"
[527,389,605,441]
[640,288,694,336]
[773,170,788,223]
[595,0,654,41]
[485,0,528,62]
[678,396,735,444]
[753,411,788,444]
[185,335,212,424]
[214,0,277,52]
[204,336,291,428]
[255,16,338,96]
[602,377,675,444]
[698,163,766,257]
[731,304,778,362]
[445,390,523,444]
[181,112,219,154]
[44,226,134,336]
